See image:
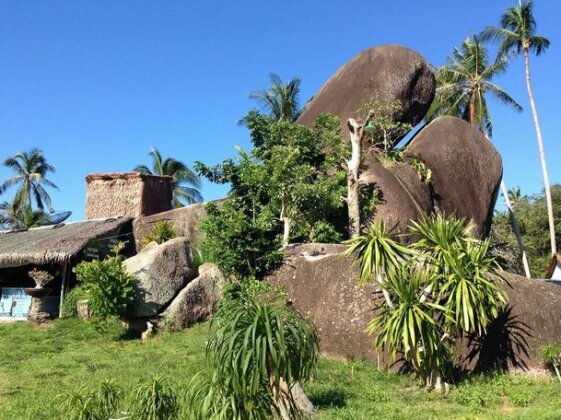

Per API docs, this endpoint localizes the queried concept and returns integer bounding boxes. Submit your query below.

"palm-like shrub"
[130,375,179,420]
[141,220,176,248]
[186,280,319,419]
[60,380,122,420]
[344,215,508,389]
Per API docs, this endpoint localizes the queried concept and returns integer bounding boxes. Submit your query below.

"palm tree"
[483,0,555,255]
[0,200,47,230]
[426,34,522,137]
[133,148,202,208]
[249,73,302,122]
[0,148,58,211]
[427,35,531,277]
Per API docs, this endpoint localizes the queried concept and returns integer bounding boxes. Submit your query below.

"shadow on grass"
[309,389,347,409]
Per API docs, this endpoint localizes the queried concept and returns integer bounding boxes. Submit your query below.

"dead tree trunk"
[346,118,363,238]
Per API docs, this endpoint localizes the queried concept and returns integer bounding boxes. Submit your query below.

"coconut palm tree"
[249,73,302,122]
[0,200,47,230]
[427,35,531,277]
[426,34,522,137]
[0,148,58,211]
[133,148,202,208]
[482,0,555,255]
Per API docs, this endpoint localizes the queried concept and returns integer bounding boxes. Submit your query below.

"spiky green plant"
[129,375,179,420]
[60,380,122,420]
[343,215,507,389]
[186,280,319,419]
[141,220,177,247]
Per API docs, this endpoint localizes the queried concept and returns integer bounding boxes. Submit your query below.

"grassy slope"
[1,319,560,419]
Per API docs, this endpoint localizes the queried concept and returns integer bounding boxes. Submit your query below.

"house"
[0,217,133,320]
[0,171,175,321]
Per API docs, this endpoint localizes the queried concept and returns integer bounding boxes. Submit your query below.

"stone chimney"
[85,172,174,219]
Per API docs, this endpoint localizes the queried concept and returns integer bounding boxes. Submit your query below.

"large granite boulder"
[360,160,434,237]
[407,116,503,237]
[132,202,208,252]
[267,243,561,371]
[161,263,225,330]
[297,44,435,144]
[124,237,197,317]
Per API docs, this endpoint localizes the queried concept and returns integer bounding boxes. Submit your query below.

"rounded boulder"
[297,44,435,142]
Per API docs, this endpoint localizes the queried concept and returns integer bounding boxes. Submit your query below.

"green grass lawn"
[1,319,560,419]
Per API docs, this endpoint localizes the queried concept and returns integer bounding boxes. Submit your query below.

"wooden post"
[59,260,69,318]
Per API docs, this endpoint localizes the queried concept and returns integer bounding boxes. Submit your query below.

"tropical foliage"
[72,243,137,319]
[134,148,202,208]
[343,215,507,388]
[186,279,318,419]
[492,184,561,277]
[249,73,303,122]
[483,0,556,256]
[141,220,177,247]
[196,112,347,278]
[0,148,58,210]
[0,200,48,230]
[426,34,521,138]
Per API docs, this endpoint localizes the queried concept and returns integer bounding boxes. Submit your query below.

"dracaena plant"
[343,215,508,390]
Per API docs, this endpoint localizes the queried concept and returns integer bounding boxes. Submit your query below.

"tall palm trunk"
[500,181,531,277]
[524,48,557,255]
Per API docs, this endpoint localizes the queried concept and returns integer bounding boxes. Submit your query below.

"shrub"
[130,375,180,420]
[343,215,507,389]
[540,342,561,382]
[186,279,319,419]
[60,380,122,420]
[72,242,136,319]
[141,220,176,248]
[61,286,87,318]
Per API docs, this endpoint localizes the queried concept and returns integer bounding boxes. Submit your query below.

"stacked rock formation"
[299,44,502,237]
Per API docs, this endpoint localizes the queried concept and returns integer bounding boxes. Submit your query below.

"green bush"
[186,279,319,419]
[72,242,137,319]
[130,375,180,420]
[343,215,507,389]
[141,220,176,248]
[61,286,87,318]
[60,380,122,420]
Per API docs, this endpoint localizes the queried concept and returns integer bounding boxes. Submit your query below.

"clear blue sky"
[0,1,559,221]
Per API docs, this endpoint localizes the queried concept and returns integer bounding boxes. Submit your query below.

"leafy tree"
[493,184,561,276]
[483,0,555,256]
[186,279,318,419]
[134,148,202,208]
[343,216,507,390]
[426,34,530,276]
[345,98,411,237]
[196,113,347,278]
[0,148,58,211]
[249,74,303,122]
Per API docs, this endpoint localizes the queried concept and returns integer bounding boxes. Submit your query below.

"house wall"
[552,265,561,281]
[85,173,173,219]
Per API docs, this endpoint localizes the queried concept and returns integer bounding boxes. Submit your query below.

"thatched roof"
[0,218,132,268]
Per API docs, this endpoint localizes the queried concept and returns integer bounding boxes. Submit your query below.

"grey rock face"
[407,116,503,237]
[162,263,225,330]
[124,237,197,317]
[297,44,435,144]
[268,243,561,371]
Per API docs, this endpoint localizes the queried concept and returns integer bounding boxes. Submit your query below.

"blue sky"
[0,1,559,221]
